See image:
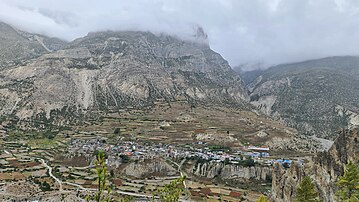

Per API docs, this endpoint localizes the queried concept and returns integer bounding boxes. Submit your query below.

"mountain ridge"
[245,56,359,139]
[0,22,249,130]
[0,21,66,68]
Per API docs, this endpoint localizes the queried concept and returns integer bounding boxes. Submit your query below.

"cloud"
[0,0,359,70]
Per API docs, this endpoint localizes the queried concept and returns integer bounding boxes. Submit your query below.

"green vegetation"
[6,130,57,141]
[86,150,186,202]
[87,150,112,202]
[153,176,186,202]
[295,176,321,202]
[34,179,52,192]
[256,195,269,202]
[28,138,57,148]
[114,128,121,134]
[241,157,255,167]
[265,174,272,183]
[336,161,359,201]
[120,155,130,164]
[5,130,59,149]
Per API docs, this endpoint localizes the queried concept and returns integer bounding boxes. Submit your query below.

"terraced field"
[72,101,313,152]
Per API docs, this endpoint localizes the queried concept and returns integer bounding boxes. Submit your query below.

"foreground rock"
[271,127,359,201]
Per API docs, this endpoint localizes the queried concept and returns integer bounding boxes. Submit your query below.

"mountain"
[272,127,359,201]
[0,23,248,129]
[245,56,359,139]
[241,68,264,85]
[0,21,66,68]
[0,22,324,153]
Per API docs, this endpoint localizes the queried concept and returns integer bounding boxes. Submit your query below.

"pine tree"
[295,176,321,202]
[336,161,359,201]
[256,195,269,202]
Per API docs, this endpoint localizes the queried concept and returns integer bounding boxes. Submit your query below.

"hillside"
[0,22,325,152]
[0,21,65,68]
[0,23,248,129]
[245,56,359,139]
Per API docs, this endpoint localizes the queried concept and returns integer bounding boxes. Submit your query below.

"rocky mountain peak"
[0,21,66,69]
[0,25,248,129]
[193,26,209,47]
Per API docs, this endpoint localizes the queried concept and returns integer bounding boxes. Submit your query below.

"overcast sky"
[1,0,359,70]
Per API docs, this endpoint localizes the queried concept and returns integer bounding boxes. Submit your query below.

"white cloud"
[0,0,359,69]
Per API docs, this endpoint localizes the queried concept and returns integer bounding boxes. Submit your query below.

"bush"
[240,158,255,167]
[120,155,130,163]
[114,128,121,135]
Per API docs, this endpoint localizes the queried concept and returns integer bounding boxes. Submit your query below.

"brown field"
[74,102,297,149]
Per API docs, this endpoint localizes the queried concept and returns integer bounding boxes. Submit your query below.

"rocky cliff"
[0,22,248,129]
[271,127,359,202]
[123,159,178,178]
[191,161,272,182]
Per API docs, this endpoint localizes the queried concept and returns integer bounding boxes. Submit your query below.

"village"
[67,136,290,168]
[0,129,304,201]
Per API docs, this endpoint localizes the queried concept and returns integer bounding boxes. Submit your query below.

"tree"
[224,158,230,165]
[295,176,321,202]
[42,181,51,191]
[153,176,186,202]
[109,169,115,178]
[120,154,130,163]
[336,161,359,201]
[114,128,121,135]
[243,158,255,167]
[256,195,269,202]
[347,196,359,202]
[86,150,112,202]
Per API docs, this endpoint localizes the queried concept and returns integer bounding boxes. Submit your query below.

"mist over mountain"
[0,22,249,129]
[0,21,65,68]
[1,0,359,68]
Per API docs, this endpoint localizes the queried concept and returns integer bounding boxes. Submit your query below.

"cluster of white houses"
[66,138,283,166]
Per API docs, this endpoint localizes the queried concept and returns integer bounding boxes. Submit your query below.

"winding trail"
[39,158,95,192]
[167,158,187,189]
[38,158,161,198]
[5,150,180,200]
[39,159,63,191]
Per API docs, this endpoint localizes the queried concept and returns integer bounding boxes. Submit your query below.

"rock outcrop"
[271,127,359,202]
[123,159,178,178]
[192,161,271,182]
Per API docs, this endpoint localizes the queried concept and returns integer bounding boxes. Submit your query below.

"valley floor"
[0,102,316,201]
